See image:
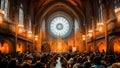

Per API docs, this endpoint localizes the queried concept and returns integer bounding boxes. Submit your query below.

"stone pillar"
[91,0,99,52]
[108,0,115,54]
[101,0,113,54]
[12,0,19,54]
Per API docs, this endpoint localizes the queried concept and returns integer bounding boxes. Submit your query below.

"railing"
[0,21,14,32]
[0,20,34,41]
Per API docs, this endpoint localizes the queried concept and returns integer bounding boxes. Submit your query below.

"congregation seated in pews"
[0,51,120,68]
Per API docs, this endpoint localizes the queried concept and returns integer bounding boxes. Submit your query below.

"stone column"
[12,0,19,54]
[101,0,113,54]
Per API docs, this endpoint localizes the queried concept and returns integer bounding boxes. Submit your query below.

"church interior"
[0,0,120,68]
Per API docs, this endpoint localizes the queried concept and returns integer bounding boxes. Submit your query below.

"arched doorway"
[0,39,13,54]
[16,43,24,53]
[96,42,106,52]
[2,42,9,54]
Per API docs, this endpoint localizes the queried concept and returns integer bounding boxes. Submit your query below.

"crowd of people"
[0,51,58,68]
[61,50,120,68]
[0,50,120,68]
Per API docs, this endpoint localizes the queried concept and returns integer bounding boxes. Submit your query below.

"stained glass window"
[49,16,71,38]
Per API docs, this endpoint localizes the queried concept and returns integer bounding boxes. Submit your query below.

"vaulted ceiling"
[33,0,86,14]
[30,0,87,31]
[20,0,114,34]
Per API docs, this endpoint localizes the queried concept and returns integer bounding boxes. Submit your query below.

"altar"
[51,37,68,53]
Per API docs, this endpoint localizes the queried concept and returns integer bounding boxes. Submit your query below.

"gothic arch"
[16,42,25,53]
[36,2,85,33]
[0,38,14,54]
[96,42,106,52]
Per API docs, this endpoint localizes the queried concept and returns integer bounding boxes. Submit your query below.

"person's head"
[8,58,16,68]
[93,56,101,65]
[84,61,91,68]
[76,56,82,63]
[33,62,44,68]
[26,55,33,64]
[22,63,30,68]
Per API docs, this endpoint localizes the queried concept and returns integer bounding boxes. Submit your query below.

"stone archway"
[0,39,13,54]
[96,42,106,52]
[16,43,25,53]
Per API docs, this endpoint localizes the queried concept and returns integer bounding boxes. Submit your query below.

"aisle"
[55,57,62,68]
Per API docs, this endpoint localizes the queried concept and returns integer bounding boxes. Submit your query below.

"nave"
[0,51,120,68]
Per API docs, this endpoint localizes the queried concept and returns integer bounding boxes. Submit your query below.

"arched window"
[1,0,9,18]
[29,18,31,31]
[19,4,23,25]
[1,0,4,9]
[74,19,79,32]
[98,0,102,22]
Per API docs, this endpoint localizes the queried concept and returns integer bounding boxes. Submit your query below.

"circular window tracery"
[49,16,71,38]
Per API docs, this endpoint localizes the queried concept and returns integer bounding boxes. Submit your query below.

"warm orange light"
[117,16,120,21]
[88,33,92,37]
[98,26,103,32]
[72,46,76,52]
[0,9,5,15]
[35,35,38,41]
[88,30,93,33]
[58,42,62,51]
[16,44,23,53]
[87,30,93,37]
[89,45,94,52]
[82,35,86,40]
[97,23,103,26]
[97,22,103,32]
[116,13,120,21]
[28,30,32,37]
[18,24,24,33]
[41,30,45,40]
[115,8,120,22]
[114,41,120,53]
[2,43,9,54]
[0,43,2,52]
[0,15,3,24]
[0,9,5,24]
[115,8,120,13]
[51,37,68,52]
[97,43,106,52]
